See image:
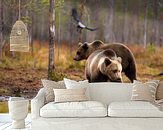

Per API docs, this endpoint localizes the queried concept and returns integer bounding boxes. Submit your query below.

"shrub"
[48,70,65,81]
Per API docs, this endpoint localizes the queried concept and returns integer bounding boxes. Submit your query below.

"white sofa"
[31,82,163,130]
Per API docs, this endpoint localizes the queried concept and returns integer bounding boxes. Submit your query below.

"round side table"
[8,97,29,129]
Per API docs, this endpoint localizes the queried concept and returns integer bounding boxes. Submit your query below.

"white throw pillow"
[64,78,90,99]
[53,88,88,103]
[41,79,66,103]
[131,80,159,102]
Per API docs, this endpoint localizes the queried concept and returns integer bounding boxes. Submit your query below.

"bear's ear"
[99,58,111,74]
[92,40,104,48]
[104,58,111,66]
[82,43,88,50]
[78,42,83,47]
[117,57,122,63]
[103,49,116,58]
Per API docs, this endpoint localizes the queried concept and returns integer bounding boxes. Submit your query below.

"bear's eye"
[77,51,81,55]
[113,70,118,73]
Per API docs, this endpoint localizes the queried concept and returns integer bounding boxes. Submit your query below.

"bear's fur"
[74,40,137,82]
[85,49,123,82]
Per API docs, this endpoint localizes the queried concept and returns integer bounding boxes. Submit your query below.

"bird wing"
[71,8,98,31]
[72,8,80,22]
[78,22,86,28]
[85,26,98,31]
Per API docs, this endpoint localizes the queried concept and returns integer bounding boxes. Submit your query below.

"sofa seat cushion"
[40,101,107,117]
[108,101,163,117]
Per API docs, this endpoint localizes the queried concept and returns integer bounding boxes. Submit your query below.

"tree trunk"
[57,7,60,60]
[153,0,159,46]
[40,15,45,48]
[48,0,56,79]
[105,0,115,42]
[122,0,128,44]
[78,0,86,42]
[0,0,4,61]
[143,0,149,49]
[29,11,34,56]
[69,16,73,55]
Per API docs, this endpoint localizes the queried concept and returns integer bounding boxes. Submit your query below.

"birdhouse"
[10,20,29,52]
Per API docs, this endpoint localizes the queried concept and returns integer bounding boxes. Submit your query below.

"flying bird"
[71,8,98,32]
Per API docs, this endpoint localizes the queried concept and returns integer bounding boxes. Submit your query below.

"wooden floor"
[0,113,31,130]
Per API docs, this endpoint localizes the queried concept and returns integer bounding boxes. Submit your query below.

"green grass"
[0,102,8,113]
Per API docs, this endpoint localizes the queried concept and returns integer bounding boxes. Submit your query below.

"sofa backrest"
[89,82,133,105]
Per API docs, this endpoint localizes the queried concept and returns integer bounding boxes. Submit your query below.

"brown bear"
[85,49,123,82]
[74,40,136,82]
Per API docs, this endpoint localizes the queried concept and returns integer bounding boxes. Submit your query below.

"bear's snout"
[73,57,77,60]
[73,56,79,61]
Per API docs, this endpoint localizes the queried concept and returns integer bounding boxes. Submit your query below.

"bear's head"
[99,57,123,82]
[74,40,104,61]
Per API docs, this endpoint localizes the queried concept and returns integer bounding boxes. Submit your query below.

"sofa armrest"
[31,88,45,119]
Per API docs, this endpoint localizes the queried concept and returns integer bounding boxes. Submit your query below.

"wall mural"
[0,0,163,113]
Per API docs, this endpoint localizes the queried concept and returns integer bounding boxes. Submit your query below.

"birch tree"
[48,0,56,79]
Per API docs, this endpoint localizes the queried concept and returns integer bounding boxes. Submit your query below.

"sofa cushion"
[131,80,159,102]
[42,79,66,103]
[64,78,90,99]
[156,81,163,100]
[53,88,88,103]
[108,101,163,117]
[40,101,107,117]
